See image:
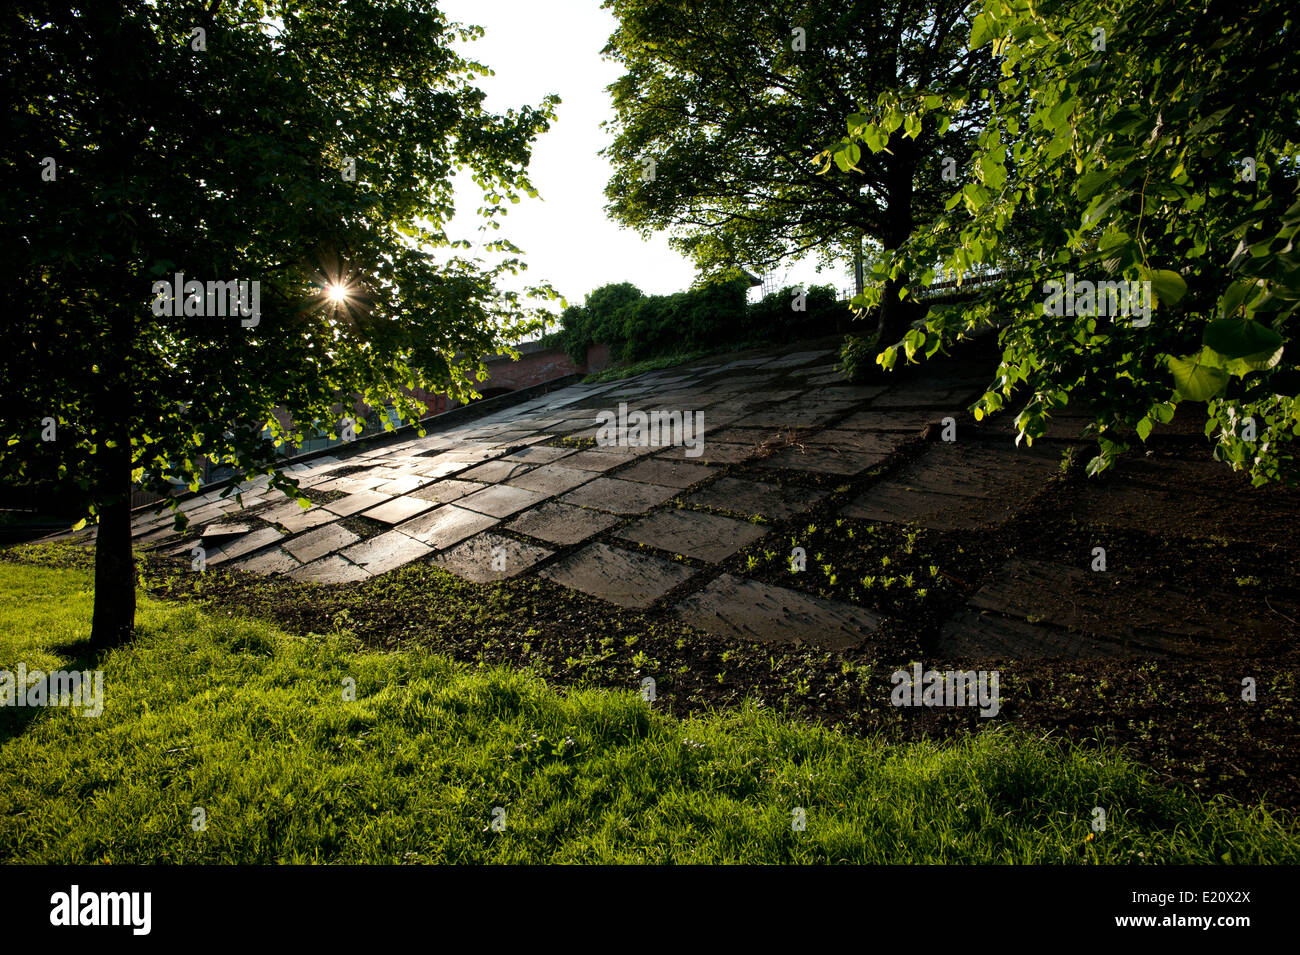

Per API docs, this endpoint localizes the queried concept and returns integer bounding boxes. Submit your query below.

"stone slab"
[323,490,391,517]
[765,430,908,475]
[200,523,252,539]
[672,574,880,650]
[283,523,361,563]
[340,529,433,576]
[457,459,536,484]
[615,508,767,562]
[617,458,716,489]
[395,504,499,549]
[458,484,549,519]
[504,464,596,496]
[842,442,1057,529]
[539,449,619,472]
[1069,456,1300,543]
[540,542,696,609]
[560,477,679,515]
[506,502,621,546]
[963,558,1260,655]
[657,443,758,465]
[501,445,576,464]
[360,495,438,525]
[933,609,1139,661]
[835,411,942,433]
[288,553,370,584]
[408,479,489,505]
[432,532,554,583]
[373,474,433,496]
[206,527,285,566]
[684,477,827,522]
[229,546,301,576]
[261,500,335,533]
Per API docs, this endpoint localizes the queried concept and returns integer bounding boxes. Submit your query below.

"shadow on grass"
[0,643,113,747]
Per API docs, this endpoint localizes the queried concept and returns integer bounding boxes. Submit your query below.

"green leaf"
[1076,168,1114,201]
[1224,345,1284,375]
[1219,279,1259,318]
[1203,317,1284,359]
[979,154,1006,189]
[969,12,996,50]
[1141,268,1188,306]
[1167,352,1229,401]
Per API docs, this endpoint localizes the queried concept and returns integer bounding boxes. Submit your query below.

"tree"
[0,0,558,647]
[836,0,1300,483]
[601,0,998,343]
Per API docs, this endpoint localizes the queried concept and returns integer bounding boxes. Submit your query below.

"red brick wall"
[272,343,608,435]
[480,343,610,393]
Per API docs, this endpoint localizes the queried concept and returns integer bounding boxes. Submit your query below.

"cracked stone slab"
[409,479,488,505]
[615,508,767,562]
[359,495,438,525]
[229,546,301,576]
[617,457,716,489]
[540,542,696,609]
[506,502,621,546]
[323,490,392,517]
[684,477,827,521]
[283,523,361,563]
[458,484,549,518]
[396,504,499,548]
[560,477,679,515]
[288,553,370,584]
[672,574,881,650]
[432,532,554,583]
[340,529,433,576]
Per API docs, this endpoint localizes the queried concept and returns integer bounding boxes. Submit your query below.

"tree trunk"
[90,430,136,650]
[876,138,918,346]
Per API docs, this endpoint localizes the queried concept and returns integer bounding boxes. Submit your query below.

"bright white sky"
[437,0,837,323]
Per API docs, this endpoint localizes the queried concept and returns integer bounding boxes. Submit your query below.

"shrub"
[555,278,853,365]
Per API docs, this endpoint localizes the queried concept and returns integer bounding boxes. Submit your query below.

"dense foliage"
[602,0,996,340]
[0,0,557,644]
[833,0,1299,483]
[551,280,848,364]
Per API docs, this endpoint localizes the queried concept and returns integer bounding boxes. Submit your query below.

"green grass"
[582,349,714,383]
[1,559,1296,863]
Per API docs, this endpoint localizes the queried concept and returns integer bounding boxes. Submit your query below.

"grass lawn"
[1,558,1296,864]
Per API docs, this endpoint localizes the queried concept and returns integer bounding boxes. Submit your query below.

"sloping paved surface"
[116,337,1300,658]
